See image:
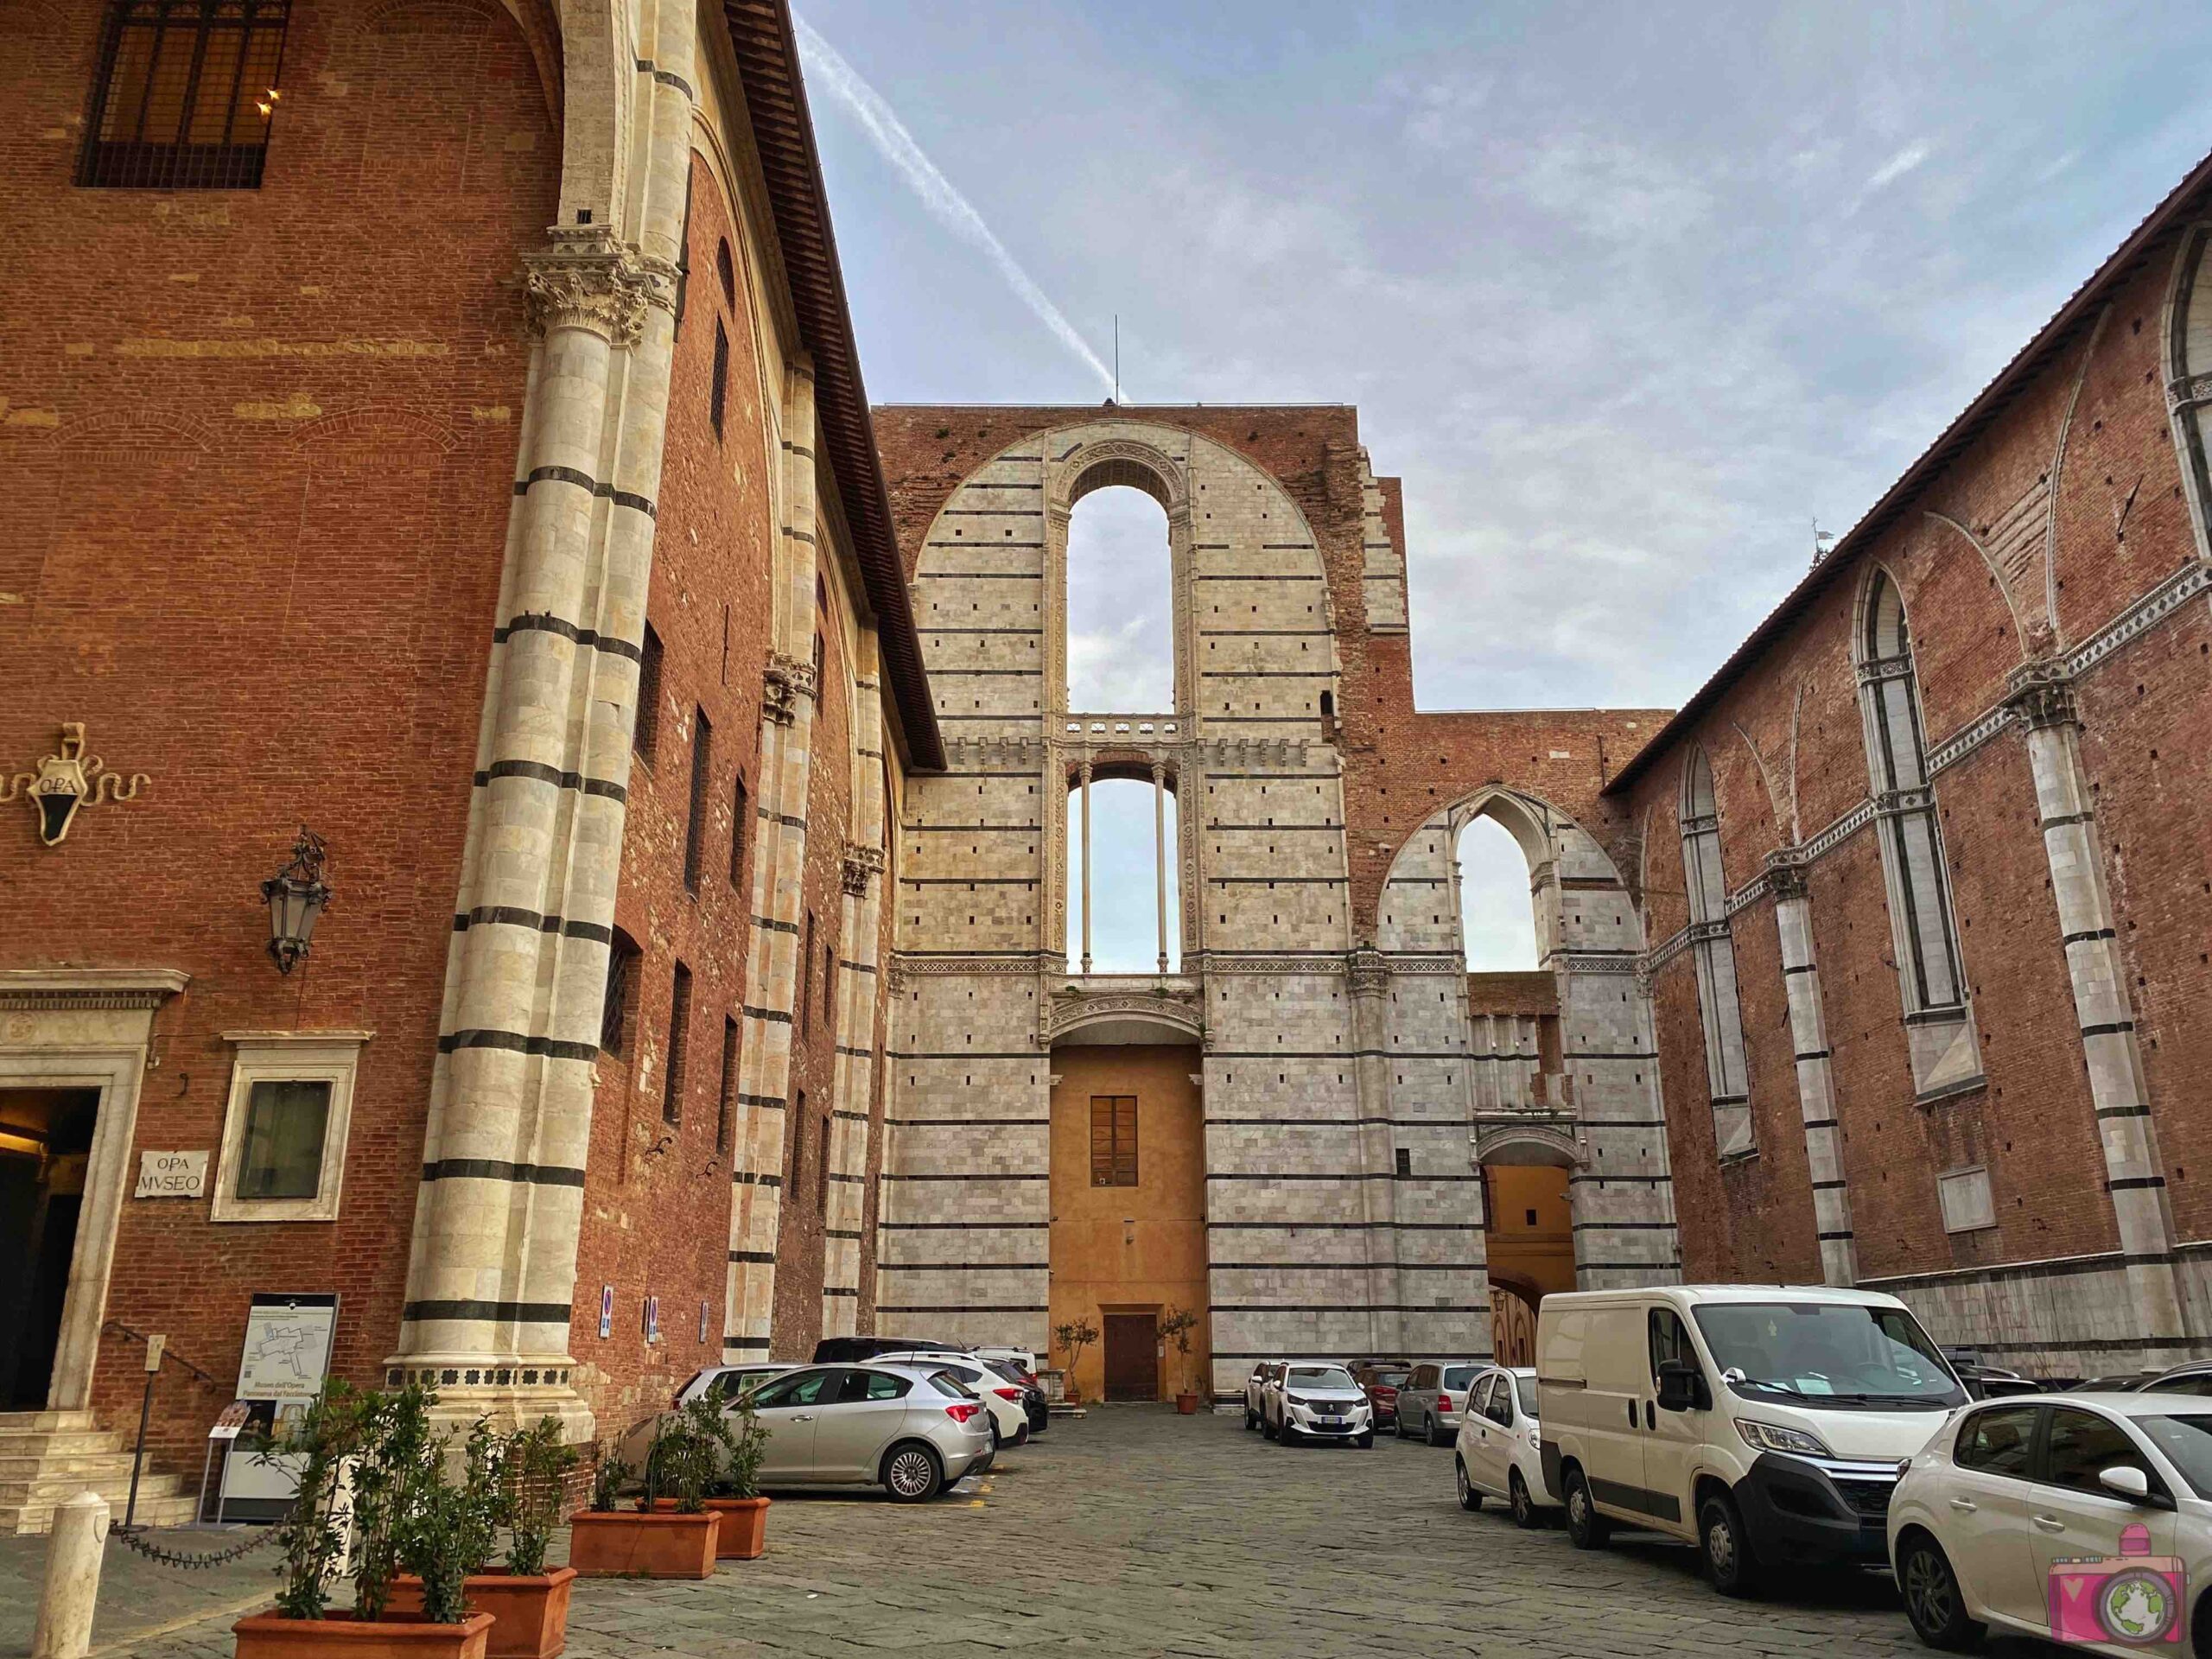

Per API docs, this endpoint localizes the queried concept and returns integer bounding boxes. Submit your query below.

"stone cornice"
[0,968,190,1011]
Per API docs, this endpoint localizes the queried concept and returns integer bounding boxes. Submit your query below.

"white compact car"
[867,1350,1030,1446]
[1454,1365,1558,1528]
[1261,1360,1375,1446]
[1889,1391,2212,1654]
[1538,1283,1967,1595]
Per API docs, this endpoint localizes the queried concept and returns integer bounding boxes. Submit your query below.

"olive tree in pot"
[232,1382,497,1659]
[386,1418,579,1659]
[1158,1307,1202,1414]
[1052,1318,1099,1405]
[698,1386,772,1560]
[569,1410,719,1580]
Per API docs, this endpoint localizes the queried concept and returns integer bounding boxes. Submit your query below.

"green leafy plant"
[645,1397,721,1514]
[348,1382,439,1621]
[702,1382,768,1500]
[501,1418,578,1577]
[398,1416,502,1624]
[1157,1306,1200,1395]
[254,1380,373,1620]
[588,1442,632,1513]
[1052,1318,1099,1399]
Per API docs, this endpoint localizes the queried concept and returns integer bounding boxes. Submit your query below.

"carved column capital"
[520,229,673,346]
[1764,850,1810,903]
[1347,946,1389,998]
[2005,658,2078,731]
[763,652,818,727]
[842,843,885,897]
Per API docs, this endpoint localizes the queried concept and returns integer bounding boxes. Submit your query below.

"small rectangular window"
[800,910,816,1032]
[683,708,712,893]
[715,1015,739,1156]
[82,0,291,191]
[789,1090,807,1189]
[234,1078,329,1199]
[664,963,693,1125]
[601,932,639,1057]
[634,624,664,761]
[1394,1146,1411,1178]
[710,319,729,441]
[1090,1096,1137,1187]
[1937,1166,1995,1233]
[817,1102,832,1211]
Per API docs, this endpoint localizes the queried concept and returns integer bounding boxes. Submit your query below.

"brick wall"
[0,3,558,1465]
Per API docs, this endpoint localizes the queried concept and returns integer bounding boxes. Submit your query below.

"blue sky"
[797,1,2212,963]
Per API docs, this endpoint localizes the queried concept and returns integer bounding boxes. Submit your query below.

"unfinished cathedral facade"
[869,408,1681,1396]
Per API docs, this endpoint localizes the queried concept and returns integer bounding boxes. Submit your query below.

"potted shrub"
[232,1382,495,1659]
[667,1386,771,1560]
[567,1417,718,1580]
[1052,1318,1099,1405]
[1158,1307,1202,1414]
[387,1418,578,1659]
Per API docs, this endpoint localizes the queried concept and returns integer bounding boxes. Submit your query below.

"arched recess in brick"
[2165,222,2212,561]
[1376,785,1681,1289]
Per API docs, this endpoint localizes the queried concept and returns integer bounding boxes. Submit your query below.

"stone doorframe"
[0,969,188,1411]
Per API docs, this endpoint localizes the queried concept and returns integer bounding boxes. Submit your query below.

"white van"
[1535,1283,1967,1596]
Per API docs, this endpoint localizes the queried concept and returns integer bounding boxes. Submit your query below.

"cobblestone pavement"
[0,1523,275,1659]
[6,1408,2083,1659]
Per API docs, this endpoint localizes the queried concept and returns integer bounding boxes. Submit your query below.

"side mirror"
[1657,1359,1702,1412]
[2098,1465,2152,1503]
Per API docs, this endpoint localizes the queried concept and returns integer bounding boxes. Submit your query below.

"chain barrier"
[111,1522,277,1569]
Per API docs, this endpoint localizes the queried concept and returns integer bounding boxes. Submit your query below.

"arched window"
[2170,226,2212,560]
[1680,747,1751,1157]
[1455,816,1540,971]
[1065,486,1172,712]
[1857,571,1981,1096]
[1067,773,1179,974]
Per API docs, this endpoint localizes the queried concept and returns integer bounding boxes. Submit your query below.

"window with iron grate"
[82,0,290,190]
[1090,1096,1137,1186]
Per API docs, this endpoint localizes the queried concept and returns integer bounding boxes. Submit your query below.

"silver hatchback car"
[1395,1359,1481,1446]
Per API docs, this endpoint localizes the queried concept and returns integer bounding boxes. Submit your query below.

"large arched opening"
[1065,768,1181,976]
[1065,485,1173,714]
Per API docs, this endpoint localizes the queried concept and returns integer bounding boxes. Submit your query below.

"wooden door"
[1103,1313,1158,1402]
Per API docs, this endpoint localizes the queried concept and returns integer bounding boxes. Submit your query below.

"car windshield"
[1514,1376,1539,1417]
[925,1370,980,1400]
[1287,1366,1358,1390]
[1374,1370,1409,1387]
[2134,1416,2212,1497]
[1693,1302,1965,1409]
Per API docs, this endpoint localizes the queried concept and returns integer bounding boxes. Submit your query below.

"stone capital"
[520,229,673,346]
[842,842,885,897]
[1347,946,1389,998]
[764,652,818,726]
[1764,851,1810,903]
[2005,658,2078,732]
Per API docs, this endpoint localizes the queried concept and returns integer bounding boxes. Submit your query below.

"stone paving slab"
[3,1410,2097,1658]
[0,1525,276,1659]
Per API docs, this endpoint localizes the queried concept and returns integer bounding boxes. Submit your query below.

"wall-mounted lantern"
[262,828,331,975]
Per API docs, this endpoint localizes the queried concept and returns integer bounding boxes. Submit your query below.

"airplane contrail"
[792,14,1117,396]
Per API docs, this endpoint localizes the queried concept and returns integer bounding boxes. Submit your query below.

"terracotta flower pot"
[649,1497,770,1560]
[233,1610,494,1659]
[565,1509,719,1580]
[1175,1393,1200,1415]
[385,1570,576,1659]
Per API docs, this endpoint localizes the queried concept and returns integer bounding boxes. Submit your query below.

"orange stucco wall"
[1048,1045,1207,1401]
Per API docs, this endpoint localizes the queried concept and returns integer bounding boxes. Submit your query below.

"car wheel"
[1261,1412,1277,1440]
[1426,1411,1448,1448]
[1897,1533,1984,1651]
[1562,1466,1610,1549]
[1357,1433,1374,1449]
[1510,1468,1541,1530]
[1455,1459,1482,1512]
[1393,1409,1409,1440]
[880,1442,944,1504]
[1699,1490,1762,1599]
[1245,1407,1258,1432]
[1278,1421,1298,1447]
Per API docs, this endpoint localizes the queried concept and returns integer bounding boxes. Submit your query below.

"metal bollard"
[32,1490,111,1659]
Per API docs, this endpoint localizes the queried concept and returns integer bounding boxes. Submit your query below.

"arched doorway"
[1046,1011,1205,1403]
[1478,1156,1576,1365]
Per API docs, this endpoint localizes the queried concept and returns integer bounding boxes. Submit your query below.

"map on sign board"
[237,1298,336,1402]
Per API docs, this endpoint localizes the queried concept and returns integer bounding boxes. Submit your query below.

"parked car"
[2069,1370,2171,1394]
[1537,1283,1967,1595]
[1353,1363,1413,1427]
[868,1351,1031,1446]
[672,1360,798,1408]
[981,1357,1050,1435]
[975,1346,1038,1375]
[1889,1391,2212,1652]
[741,1362,995,1502]
[1243,1360,1284,1431]
[1942,1348,2045,1401]
[2133,1361,2212,1398]
[814,1334,965,1363]
[1453,1365,1558,1529]
[1259,1361,1374,1446]
[1395,1360,1480,1446]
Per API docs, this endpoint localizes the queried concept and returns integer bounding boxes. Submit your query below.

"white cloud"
[1863,140,1933,193]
